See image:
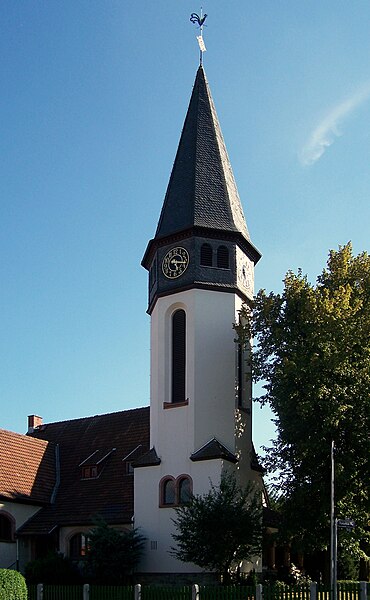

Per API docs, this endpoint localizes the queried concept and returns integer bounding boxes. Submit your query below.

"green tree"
[171,472,262,581]
[236,244,370,568]
[85,520,145,584]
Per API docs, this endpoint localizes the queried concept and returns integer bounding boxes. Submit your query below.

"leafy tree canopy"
[236,243,370,558]
[171,472,262,581]
[85,519,145,584]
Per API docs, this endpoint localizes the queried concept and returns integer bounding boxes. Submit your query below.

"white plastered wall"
[0,500,42,571]
[134,459,223,573]
[135,288,257,573]
[150,289,246,457]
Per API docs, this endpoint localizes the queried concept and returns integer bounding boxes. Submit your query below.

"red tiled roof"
[0,429,55,504]
[18,407,150,535]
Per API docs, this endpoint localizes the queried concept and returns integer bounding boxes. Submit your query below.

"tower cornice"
[142,225,261,272]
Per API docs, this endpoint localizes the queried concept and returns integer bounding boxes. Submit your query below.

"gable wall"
[0,500,42,571]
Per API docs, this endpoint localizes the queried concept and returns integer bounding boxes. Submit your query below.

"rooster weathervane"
[190,10,208,65]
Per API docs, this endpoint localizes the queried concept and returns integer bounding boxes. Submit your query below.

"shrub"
[25,552,81,584]
[0,569,27,600]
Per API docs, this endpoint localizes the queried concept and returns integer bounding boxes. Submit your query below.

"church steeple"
[142,67,261,313]
[155,66,250,240]
[135,64,264,576]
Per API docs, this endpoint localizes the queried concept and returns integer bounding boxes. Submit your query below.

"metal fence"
[26,581,369,600]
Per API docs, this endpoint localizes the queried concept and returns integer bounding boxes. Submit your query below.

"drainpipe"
[51,444,60,503]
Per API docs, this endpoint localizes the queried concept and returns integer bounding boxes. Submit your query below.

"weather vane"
[190,9,208,65]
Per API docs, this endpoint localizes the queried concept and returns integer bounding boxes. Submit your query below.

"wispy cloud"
[299,84,370,166]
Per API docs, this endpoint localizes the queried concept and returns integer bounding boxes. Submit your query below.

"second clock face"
[162,247,189,279]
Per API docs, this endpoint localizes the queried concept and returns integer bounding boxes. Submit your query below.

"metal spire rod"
[190,9,208,65]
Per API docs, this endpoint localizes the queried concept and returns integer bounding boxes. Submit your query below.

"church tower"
[134,66,262,575]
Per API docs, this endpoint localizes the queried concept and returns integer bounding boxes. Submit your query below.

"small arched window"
[69,532,89,559]
[0,513,13,541]
[178,477,192,504]
[172,309,186,404]
[162,478,176,505]
[217,245,229,269]
[200,243,213,266]
[160,475,193,507]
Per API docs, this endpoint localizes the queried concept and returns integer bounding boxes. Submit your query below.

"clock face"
[162,247,189,279]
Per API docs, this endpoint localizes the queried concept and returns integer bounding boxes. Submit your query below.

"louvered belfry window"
[172,309,186,403]
[200,243,213,266]
[217,245,229,269]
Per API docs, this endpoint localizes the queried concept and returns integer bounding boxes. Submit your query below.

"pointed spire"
[154,66,252,244]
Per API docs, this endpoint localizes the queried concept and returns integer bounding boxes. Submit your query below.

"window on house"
[217,245,229,269]
[200,243,213,266]
[162,478,176,505]
[82,465,98,479]
[172,309,186,404]
[69,533,89,559]
[126,461,134,475]
[178,477,192,504]
[0,514,13,542]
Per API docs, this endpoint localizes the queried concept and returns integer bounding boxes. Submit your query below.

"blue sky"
[1,2,369,455]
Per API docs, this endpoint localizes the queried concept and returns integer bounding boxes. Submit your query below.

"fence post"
[135,583,142,600]
[192,584,200,600]
[310,582,317,600]
[83,583,90,600]
[359,582,367,600]
[256,583,263,600]
[36,583,43,600]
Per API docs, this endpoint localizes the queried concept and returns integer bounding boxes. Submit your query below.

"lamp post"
[330,441,356,600]
[330,440,337,600]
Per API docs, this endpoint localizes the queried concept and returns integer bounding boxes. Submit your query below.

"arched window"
[217,245,229,269]
[162,478,176,505]
[178,477,192,504]
[0,513,13,541]
[237,343,243,408]
[159,475,193,507]
[172,309,186,404]
[69,532,89,559]
[200,243,213,266]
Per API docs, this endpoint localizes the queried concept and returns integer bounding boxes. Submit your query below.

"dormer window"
[82,465,98,479]
[126,462,134,475]
[79,448,116,480]
[122,444,143,475]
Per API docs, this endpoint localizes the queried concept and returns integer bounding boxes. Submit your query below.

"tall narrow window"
[172,309,186,403]
[217,245,229,269]
[149,257,157,290]
[178,477,192,504]
[162,478,176,505]
[237,344,243,408]
[200,243,213,266]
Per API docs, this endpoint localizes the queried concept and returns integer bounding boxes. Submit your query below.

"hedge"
[0,569,27,600]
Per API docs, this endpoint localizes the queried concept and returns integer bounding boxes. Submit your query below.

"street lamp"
[330,440,355,600]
